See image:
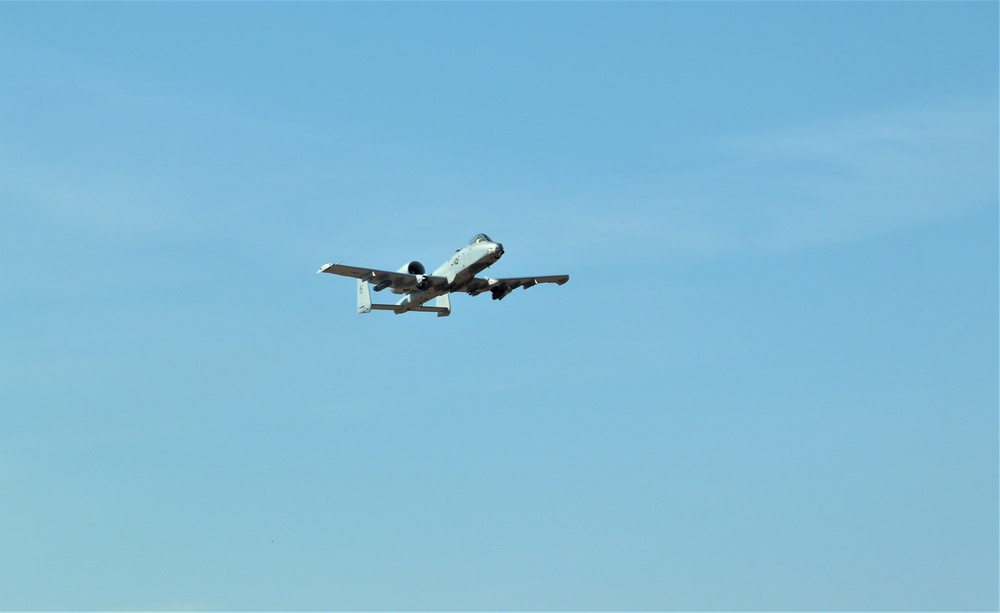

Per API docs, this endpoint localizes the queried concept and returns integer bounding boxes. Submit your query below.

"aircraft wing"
[317,263,448,293]
[463,274,569,299]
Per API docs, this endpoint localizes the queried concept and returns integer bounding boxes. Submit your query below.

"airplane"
[317,233,569,317]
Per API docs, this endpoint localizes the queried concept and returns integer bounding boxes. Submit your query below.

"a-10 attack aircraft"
[317,233,569,317]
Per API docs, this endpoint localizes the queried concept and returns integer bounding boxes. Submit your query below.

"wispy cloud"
[1,157,184,238]
[115,602,215,612]
[573,100,998,256]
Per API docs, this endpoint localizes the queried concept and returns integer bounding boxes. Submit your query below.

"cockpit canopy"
[469,233,493,245]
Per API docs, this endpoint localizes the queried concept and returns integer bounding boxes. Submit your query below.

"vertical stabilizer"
[357,279,373,314]
[435,292,451,317]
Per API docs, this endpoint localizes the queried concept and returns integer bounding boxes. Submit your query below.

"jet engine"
[397,261,425,275]
[390,261,429,294]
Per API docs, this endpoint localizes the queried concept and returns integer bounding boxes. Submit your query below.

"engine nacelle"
[397,261,425,275]
[391,261,427,294]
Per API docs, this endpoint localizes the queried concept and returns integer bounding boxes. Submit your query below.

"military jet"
[317,233,569,317]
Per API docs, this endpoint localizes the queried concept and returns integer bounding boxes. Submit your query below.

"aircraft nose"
[493,242,504,256]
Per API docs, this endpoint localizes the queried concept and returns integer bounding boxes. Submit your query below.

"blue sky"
[1,3,996,611]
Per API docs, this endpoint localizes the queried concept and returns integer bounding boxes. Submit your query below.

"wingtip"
[317,263,333,274]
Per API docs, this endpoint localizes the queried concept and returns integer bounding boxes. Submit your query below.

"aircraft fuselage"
[393,238,504,312]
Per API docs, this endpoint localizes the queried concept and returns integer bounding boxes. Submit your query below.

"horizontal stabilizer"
[407,305,450,315]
